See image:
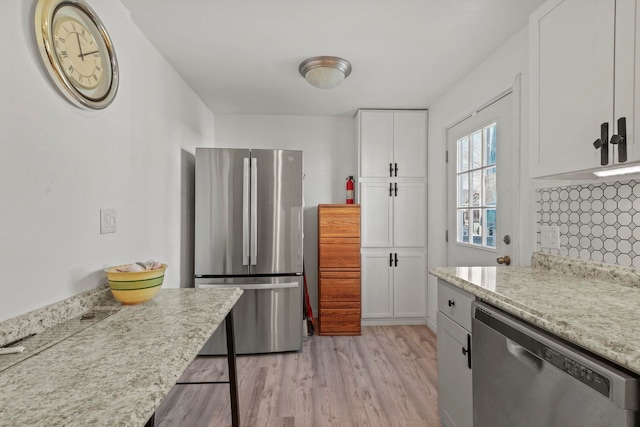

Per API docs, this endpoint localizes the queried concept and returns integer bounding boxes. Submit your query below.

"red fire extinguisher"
[346,176,355,204]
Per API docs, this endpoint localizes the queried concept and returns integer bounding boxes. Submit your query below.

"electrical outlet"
[100,209,117,234]
[540,225,560,249]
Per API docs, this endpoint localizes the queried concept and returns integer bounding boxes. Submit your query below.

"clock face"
[35,0,118,109]
[53,18,104,90]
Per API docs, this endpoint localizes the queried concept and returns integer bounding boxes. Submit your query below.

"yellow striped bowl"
[105,264,167,305]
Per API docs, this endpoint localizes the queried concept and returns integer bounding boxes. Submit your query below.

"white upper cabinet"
[358,110,427,179]
[529,0,637,177]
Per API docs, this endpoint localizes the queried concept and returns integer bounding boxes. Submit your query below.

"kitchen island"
[431,252,640,375]
[0,287,242,426]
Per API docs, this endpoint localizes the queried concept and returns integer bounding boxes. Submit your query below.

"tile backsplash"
[536,179,640,268]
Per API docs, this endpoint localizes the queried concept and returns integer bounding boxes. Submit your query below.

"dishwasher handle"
[506,338,542,370]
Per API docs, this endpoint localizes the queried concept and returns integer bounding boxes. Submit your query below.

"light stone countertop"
[0,287,243,426]
[430,253,640,375]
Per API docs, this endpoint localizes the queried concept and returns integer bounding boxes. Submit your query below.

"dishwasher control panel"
[542,346,610,396]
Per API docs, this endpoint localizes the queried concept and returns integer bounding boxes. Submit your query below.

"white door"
[394,111,427,178]
[446,92,515,267]
[529,0,615,176]
[359,111,394,178]
[361,250,394,318]
[394,250,426,317]
[394,181,426,248]
[360,182,393,247]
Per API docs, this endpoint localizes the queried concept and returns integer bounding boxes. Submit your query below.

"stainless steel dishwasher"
[472,301,639,427]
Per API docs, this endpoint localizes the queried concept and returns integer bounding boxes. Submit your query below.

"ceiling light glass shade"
[299,56,352,89]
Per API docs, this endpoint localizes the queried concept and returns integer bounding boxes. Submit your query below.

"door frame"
[444,75,523,267]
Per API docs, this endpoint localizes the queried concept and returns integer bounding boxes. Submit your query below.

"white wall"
[426,27,534,330]
[0,1,214,322]
[214,115,356,315]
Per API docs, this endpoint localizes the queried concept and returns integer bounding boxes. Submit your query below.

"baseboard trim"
[361,318,427,326]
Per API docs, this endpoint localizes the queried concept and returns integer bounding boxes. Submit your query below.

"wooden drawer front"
[319,274,360,302]
[437,279,474,331]
[319,243,360,268]
[319,307,361,335]
[319,205,361,238]
[320,301,360,310]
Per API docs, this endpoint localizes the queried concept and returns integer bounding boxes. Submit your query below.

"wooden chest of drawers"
[318,204,361,335]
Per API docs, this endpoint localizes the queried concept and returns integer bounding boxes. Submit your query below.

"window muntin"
[456,122,497,248]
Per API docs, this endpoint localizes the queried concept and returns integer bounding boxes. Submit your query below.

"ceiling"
[119,0,545,117]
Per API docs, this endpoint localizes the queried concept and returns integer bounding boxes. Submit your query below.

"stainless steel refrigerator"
[194,147,304,355]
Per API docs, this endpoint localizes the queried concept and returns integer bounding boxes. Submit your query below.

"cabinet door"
[437,312,472,427]
[393,182,426,248]
[393,250,426,317]
[394,111,427,178]
[530,0,615,177]
[361,251,393,318]
[618,0,638,163]
[359,111,394,178]
[360,182,393,247]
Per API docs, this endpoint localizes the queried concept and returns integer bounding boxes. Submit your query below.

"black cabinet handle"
[389,163,393,177]
[593,122,609,166]
[448,299,455,307]
[394,162,398,176]
[611,117,627,163]
[389,253,393,267]
[462,334,472,369]
[394,182,398,196]
[394,253,398,267]
[389,183,393,197]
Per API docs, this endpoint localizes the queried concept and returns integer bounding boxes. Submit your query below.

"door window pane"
[485,208,496,248]
[458,136,469,172]
[458,174,469,207]
[471,170,481,207]
[485,123,496,166]
[458,210,469,243]
[471,130,482,169]
[455,121,498,250]
[484,166,496,206]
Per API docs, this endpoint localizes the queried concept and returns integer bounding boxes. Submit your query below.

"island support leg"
[225,309,240,427]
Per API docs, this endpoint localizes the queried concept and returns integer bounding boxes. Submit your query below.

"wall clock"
[34,0,118,110]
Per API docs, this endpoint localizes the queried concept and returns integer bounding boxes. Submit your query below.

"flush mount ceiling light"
[299,56,352,89]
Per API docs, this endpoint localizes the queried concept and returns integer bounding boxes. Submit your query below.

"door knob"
[496,255,511,266]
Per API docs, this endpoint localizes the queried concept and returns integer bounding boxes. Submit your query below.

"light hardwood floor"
[155,325,440,427]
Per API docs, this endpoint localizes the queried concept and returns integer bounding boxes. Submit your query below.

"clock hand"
[76,32,84,62]
[79,50,99,58]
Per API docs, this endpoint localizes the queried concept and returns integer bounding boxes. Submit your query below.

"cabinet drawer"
[319,272,360,302]
[319,306,361,335]
[437,279,474,331]
[320,301,360,310]
[318,205,361,238]
[319,243,360,268]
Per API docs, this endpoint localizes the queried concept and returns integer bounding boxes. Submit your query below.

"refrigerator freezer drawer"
[196,277,303,355]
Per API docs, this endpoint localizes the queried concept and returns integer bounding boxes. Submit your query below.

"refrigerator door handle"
[242,157,250,266]
[250,157,258,265]
[197,282,298,290]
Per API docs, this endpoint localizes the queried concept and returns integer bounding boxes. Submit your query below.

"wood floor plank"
[155,325,441,426]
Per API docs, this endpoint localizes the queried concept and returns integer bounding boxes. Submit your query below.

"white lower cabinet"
[437,280,474,427]
[361,249,426,322]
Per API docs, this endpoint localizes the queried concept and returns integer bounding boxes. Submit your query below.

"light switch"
[100,209,117,234]
[540,225,559,249]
